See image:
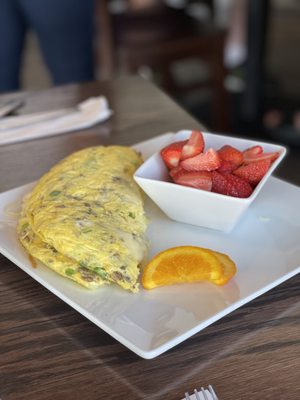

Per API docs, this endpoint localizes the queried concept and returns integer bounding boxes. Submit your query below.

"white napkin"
[181,390,213,400]
[0,96,112,146]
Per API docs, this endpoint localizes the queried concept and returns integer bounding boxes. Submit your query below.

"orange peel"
[206,250,237,285]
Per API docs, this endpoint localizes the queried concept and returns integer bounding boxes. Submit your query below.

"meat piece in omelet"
[17,146,149,292]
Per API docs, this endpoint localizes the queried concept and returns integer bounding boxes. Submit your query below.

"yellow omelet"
[17,146,149,292]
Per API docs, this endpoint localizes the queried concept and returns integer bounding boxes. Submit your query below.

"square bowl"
[134,130,287,232]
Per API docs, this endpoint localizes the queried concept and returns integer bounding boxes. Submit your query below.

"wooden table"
[0,77,299,400]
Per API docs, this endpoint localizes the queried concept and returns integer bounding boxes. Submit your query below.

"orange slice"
[206,250,237,285]
[142,246,226,289]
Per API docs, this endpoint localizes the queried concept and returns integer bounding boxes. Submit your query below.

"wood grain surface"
[0,77,299,400]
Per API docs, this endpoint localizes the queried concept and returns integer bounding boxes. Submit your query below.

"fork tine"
[201,387,209,400]
[208,385,219,400]
[194,389,201,400]
[185,392,191,400]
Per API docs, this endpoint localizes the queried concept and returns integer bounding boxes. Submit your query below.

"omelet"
[17,146,149,292]
[18,211,105,289]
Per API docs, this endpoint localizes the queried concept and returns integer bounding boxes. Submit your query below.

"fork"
[185,385,219,400]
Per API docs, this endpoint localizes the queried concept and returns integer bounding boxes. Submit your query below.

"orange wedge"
[207,250,237,285]
[141,246,234,289]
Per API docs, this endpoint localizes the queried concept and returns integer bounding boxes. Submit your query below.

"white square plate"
[0,133,299,359]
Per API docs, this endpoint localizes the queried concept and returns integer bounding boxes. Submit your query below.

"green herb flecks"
[82,228,93,234]
[94,267,108,279]
[79,260,88,268]
[49,190,61,197]
[65,268,76,276]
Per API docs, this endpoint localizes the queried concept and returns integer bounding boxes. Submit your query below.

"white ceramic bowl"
[134,130,287,232]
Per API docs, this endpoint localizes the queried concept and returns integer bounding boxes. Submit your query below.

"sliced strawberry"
[169,165,185,180]
[181,131,205,160]
[160,140,187,169]
[212,172,253,198]
[180,148,221,171]
[233,159,271,186]
[243,145,263,160]
[243,151,279,164]
[218,145,243,168]
[217,160,237,174]
[173,171,212,191]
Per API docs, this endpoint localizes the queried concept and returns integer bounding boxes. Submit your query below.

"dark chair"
[95,0,230,131]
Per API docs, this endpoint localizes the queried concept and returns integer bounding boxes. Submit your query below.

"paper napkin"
[0,96,112,146]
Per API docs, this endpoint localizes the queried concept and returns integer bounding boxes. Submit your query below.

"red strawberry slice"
[243,151,279,164]
[173,170,212,191]
[243,145,263,160]
[233,159,271,186]
[160,140,187,169]
[218,145,243,168]
[217,160,237,174]
[181,131,204,160]
[169,165,185,180]
[180,148,221,171]
[212,172,253,198]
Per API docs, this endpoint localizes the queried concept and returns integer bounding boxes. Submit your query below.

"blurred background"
[3,0,300,149]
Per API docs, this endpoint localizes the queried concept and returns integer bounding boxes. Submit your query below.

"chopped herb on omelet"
[17,146,149,292]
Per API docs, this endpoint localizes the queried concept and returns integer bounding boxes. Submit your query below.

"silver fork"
[185,385,219,400]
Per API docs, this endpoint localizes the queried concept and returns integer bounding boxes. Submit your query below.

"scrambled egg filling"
[18,146,148,292]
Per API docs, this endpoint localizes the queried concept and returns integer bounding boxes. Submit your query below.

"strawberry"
[217,160,238,174]
[243,145,263,160]
[243,151,279,164]
[233,159,271,186]
[180,148,221,171]
[160,140,187,169]
[212,172,253,198]
[218,145,243,168]
[169,165,185,180]
[172,170,212,191]
[181,131,204,160]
